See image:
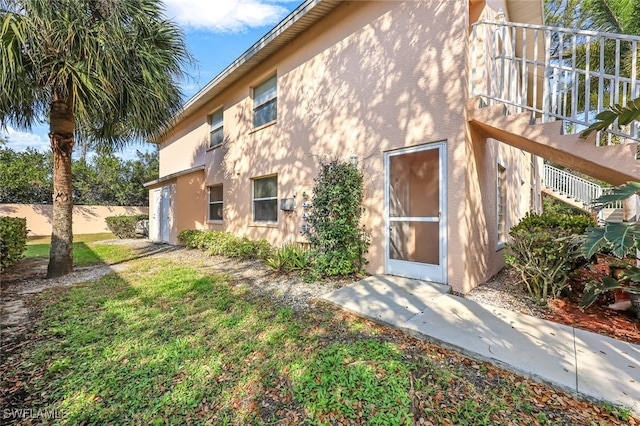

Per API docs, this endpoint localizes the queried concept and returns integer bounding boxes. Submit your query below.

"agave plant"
[580,182,640,309]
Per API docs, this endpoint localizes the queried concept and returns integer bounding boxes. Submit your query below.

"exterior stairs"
[541,164,624,222]
[466,97,640,187]
[541,188,590,213]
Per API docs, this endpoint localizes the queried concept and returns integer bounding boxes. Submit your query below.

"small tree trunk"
[47,98,75,278]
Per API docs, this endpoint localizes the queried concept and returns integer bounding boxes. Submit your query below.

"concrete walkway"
[322,275,640,415]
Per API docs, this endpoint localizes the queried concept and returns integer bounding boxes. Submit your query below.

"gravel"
[464,268,548,317]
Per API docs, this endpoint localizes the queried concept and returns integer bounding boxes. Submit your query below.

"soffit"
[506,0,544,26]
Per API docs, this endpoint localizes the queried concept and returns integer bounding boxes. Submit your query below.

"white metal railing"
[543,164,624,209]
[471,21,640,145]
[543,164,601,206]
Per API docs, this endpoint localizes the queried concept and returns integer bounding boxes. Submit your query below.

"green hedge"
[105,215,149,239]
[0,217,28,269]
[504,212,596,304]
[178,230,272,260]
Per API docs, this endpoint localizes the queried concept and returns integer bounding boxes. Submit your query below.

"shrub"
[177,230,272,260]
[178,229,205,248]
[504,212,596,304]
[105,215,148,239]
[266,244,311,272]
[0,217,28,269]
[307,159,370,277]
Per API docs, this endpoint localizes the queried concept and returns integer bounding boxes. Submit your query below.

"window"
[209,109,223,148]
[253,175,277,222]
[208,185,223,221]
[497,162,507,245]
[253,75,277,128]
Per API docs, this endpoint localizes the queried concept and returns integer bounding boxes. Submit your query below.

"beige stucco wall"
[147,170,205,244]
[0,204,148,236]
[156,0,541,293]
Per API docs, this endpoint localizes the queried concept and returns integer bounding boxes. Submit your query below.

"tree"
[0,142,158,206]
[0,0,190,277]
[0,140,53,203]
[71,148,159,206]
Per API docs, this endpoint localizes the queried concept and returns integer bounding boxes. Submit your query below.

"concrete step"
[600,208,624,223]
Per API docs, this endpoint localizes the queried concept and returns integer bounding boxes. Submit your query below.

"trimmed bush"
[504,212,596,304]
[307,160,370,277]
[105,215,149,239]
[0,217,28,269]
[178,230,272,260]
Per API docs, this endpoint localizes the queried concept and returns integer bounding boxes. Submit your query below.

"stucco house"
[145,0,640,294]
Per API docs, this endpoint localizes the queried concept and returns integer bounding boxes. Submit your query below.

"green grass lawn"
[25,233,134,266]
[1,257,633,425]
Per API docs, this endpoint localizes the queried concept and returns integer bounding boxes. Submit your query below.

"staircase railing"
[543,164,600,206]
[543,164,624,209]
[470,20,640,146]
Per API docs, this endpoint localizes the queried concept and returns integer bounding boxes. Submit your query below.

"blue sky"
[1,0,301,159]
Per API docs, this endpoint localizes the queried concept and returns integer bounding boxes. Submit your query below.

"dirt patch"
[1,259,122,353]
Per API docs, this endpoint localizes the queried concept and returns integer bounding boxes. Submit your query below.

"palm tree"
[0,0,190,277]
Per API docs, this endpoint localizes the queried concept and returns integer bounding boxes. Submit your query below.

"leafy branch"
[580,97,640,139]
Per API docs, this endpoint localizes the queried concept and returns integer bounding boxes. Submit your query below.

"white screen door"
[385,142,447,283]
[160,186,171,243]
[151,188,162,242]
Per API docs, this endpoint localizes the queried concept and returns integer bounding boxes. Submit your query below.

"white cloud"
[1,127,49,152]
[163,0,289,32]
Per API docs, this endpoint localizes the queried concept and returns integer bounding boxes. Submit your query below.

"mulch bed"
[543,256,640,345]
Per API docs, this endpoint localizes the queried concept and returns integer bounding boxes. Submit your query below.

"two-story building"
[146,0,640,294]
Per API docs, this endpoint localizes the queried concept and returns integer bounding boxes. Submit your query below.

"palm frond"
[1,0,192,147]
[580,97,640,138]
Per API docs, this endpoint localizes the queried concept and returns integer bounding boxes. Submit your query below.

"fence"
[0,204,149,236]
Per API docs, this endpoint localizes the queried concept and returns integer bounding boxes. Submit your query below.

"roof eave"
[156,0,342,142]
[143,165,205,187]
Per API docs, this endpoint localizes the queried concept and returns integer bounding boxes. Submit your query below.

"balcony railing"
[471,20,640,146]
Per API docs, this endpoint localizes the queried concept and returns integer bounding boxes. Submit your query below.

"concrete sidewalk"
[322,275,640,415]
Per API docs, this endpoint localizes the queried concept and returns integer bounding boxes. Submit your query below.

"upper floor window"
[253,75,277,128]
[209,109,223,148]
[253,175,277,222]
[208,185,223,221]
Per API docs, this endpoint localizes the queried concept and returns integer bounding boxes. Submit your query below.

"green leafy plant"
[177,230,272,260]
[504,212,595,304]
[0,216,28,269]
[105,215,149,239]
[307,159,370,277]
[266,244,311,272]
[579,182,640,309]
[580,97,640,139]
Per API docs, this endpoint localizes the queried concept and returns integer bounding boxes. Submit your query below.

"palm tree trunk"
[47,98,75,278]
